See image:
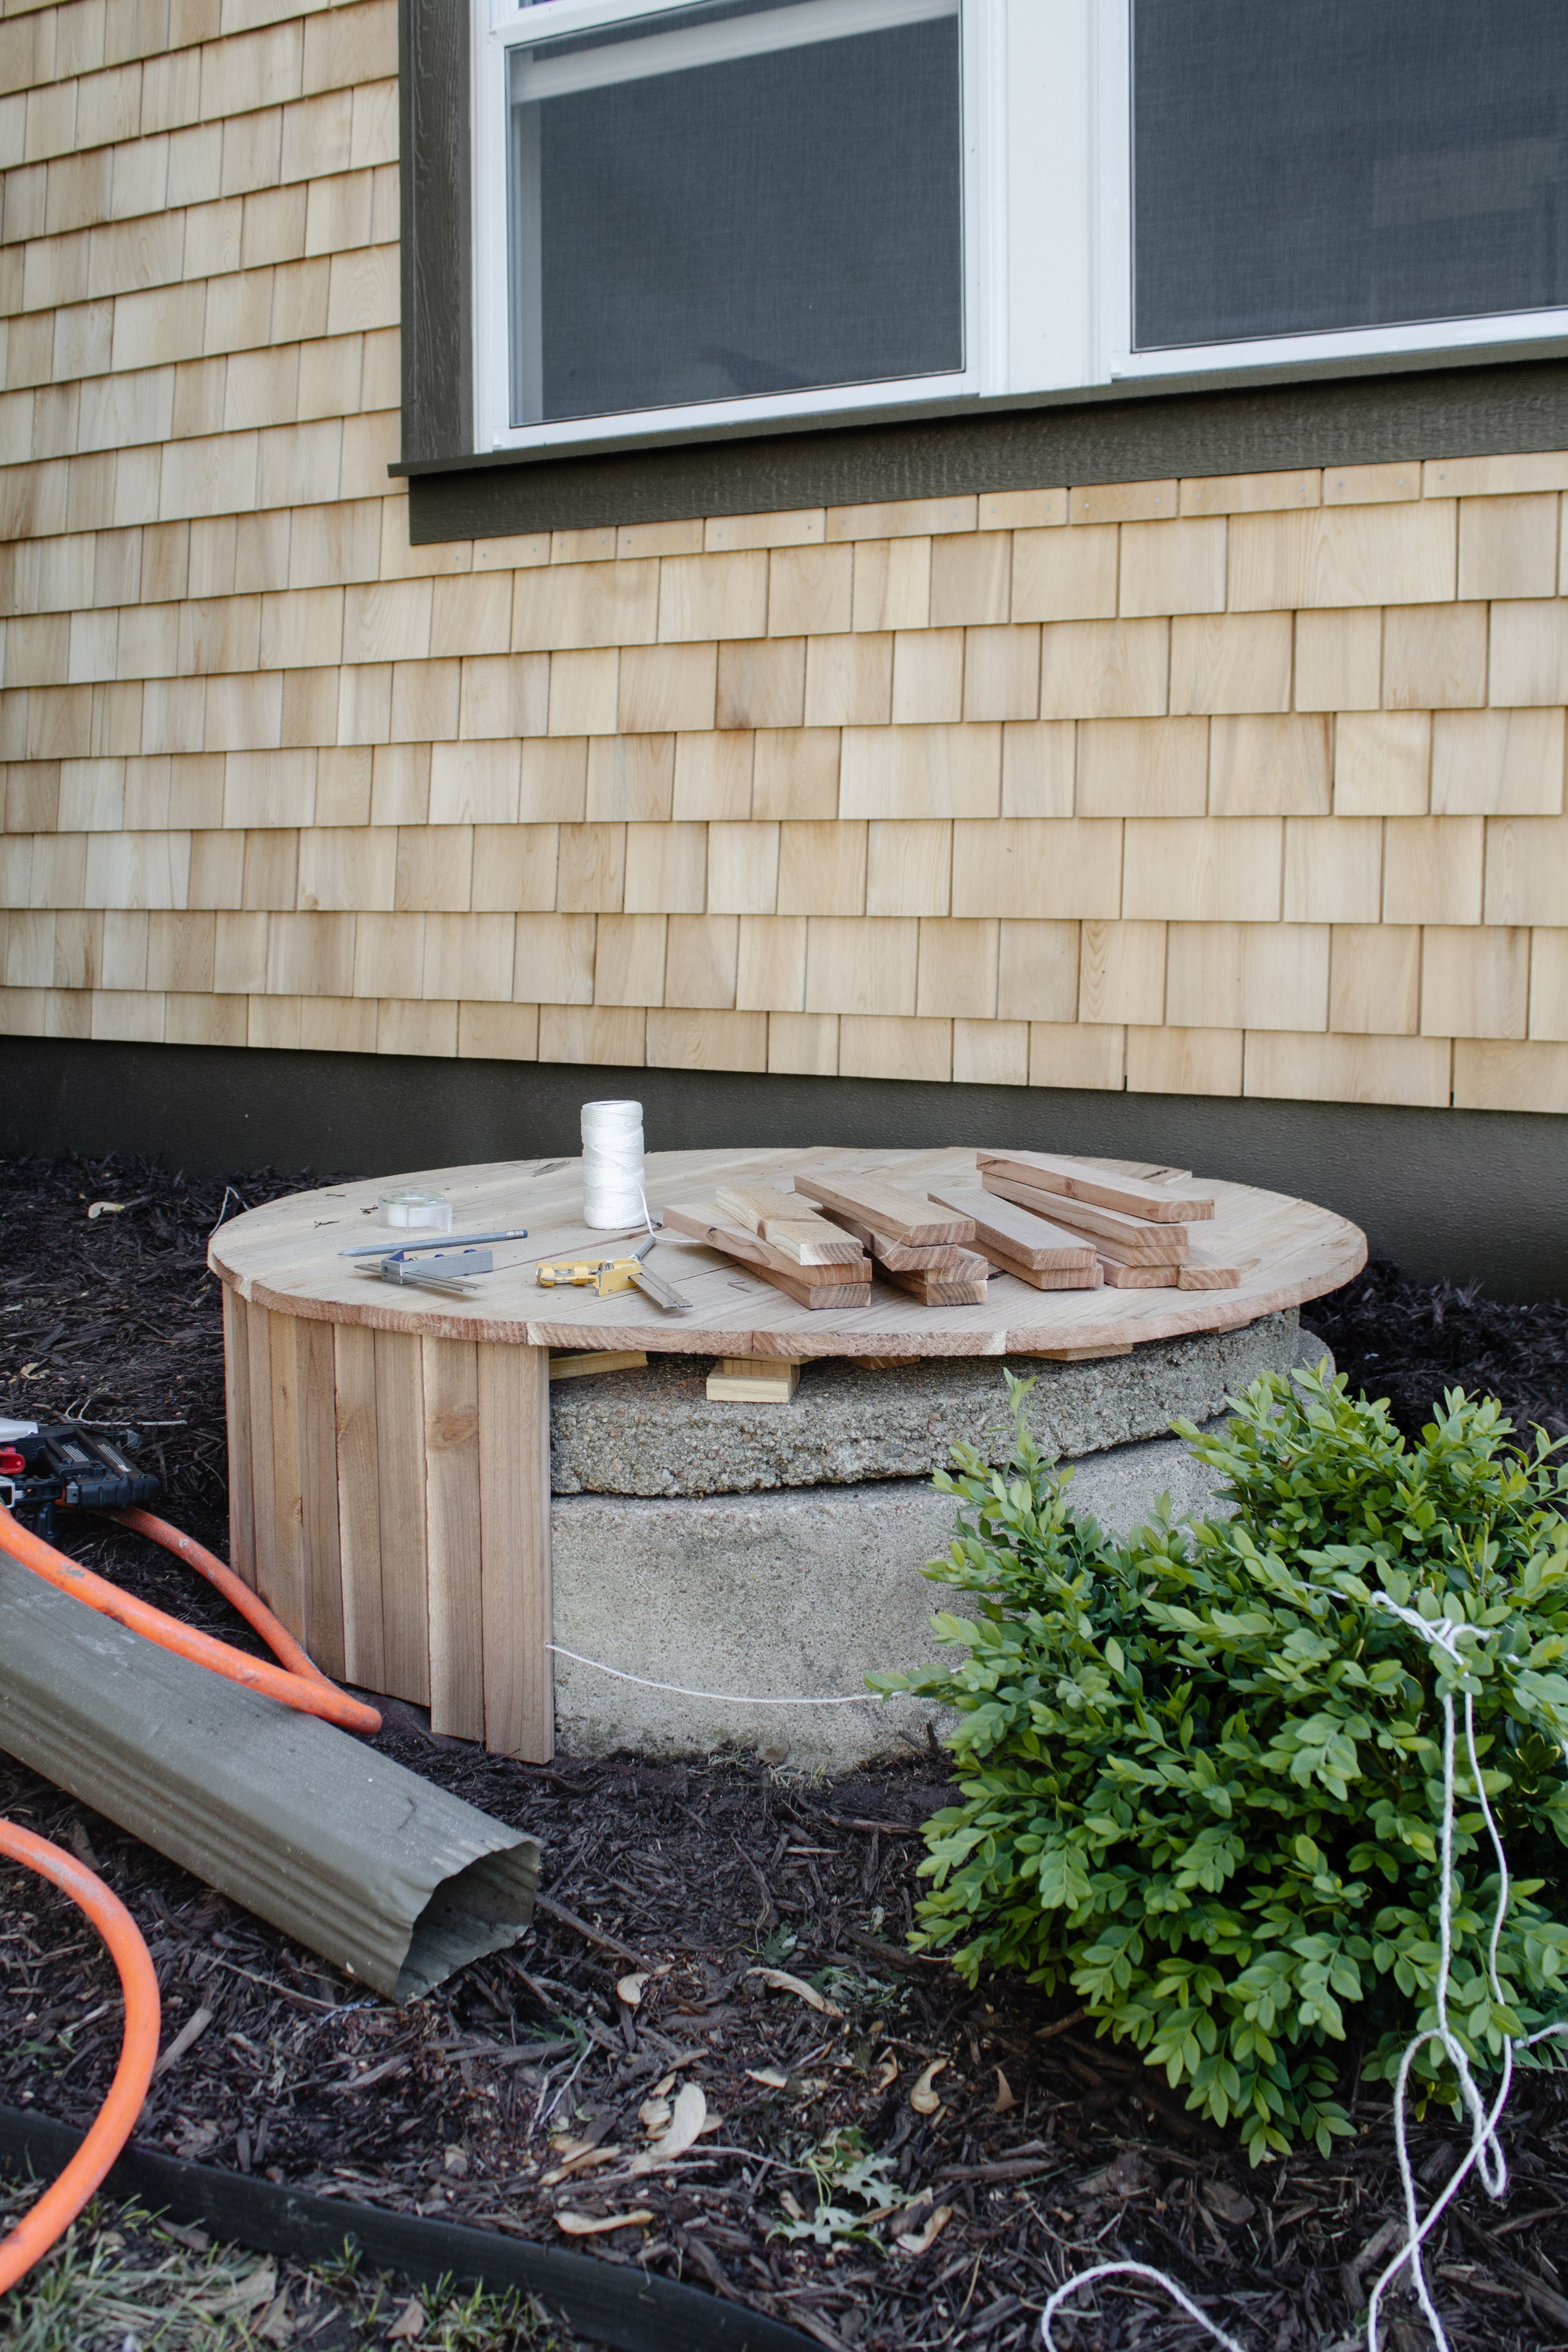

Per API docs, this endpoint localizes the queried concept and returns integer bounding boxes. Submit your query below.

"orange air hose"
[0,1495,380,1737]
[0,1821,161,2298]
[0,1490,382,2293]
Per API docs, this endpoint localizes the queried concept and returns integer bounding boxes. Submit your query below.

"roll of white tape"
[581,1099,649,1231]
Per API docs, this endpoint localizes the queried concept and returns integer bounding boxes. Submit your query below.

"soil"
[4,1153,1568,2352]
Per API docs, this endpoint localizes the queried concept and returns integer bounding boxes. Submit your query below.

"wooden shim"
[927,1185,1099,1270]
[714,1184,863,1264]
[221,1285,255,1591]
[982,1173,1189,1264]
[791,1169,976,1246]
[1024,1343,1136,1360]
[980,1241,1104,1291]
[478,1340,553,1763]
[664,1200,872,1300]
[977,1150,1214,1224]
[423,1335,484,1744]
[1098,1258,1179,1289]
[333,1320,386,1692]
[549,1348,648,1380]
[1177,1258,1241,1290]
[707,1356,802,1401]
[845,1355,921,1370]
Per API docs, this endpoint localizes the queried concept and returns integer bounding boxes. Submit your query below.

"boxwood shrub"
[873,1367,1568,2158]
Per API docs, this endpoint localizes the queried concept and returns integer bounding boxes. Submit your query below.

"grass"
[0,2180,581,2349]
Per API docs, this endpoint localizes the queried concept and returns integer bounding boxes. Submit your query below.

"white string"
[544,1645,876,1705]
[1040,2262,1248,2352]
[1039,1591,1568,2352]
[581,1099,654,1233]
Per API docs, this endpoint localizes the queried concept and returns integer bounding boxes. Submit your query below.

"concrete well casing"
[549,1311,1323,1767]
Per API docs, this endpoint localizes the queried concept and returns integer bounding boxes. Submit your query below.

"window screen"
[1133,0,1568,349]
[507,0,964,425]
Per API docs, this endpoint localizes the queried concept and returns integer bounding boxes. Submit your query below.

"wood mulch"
[4,1153,1568,2351]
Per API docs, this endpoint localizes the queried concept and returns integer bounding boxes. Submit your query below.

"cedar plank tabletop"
[209,1147,1366,1359]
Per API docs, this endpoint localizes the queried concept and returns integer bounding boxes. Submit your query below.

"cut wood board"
[815,1204,977,1272]
[883,1269,991,1306]
[978,1243,1104,1292]
[977,1150,1214,1224]
[713,1183,864,1264]
[707,1356,801,1401]
[792,1170,975,1246]
[981,1175,1189,1264]
[1176,1258,1240,1290]
[926,1185,1100,1271]
[549,1349,647,1380]
[1098,1259,1179,1288]
[662,1201,872,1310]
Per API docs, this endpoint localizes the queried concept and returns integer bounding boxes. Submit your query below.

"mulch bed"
[4,1153,1568,2351]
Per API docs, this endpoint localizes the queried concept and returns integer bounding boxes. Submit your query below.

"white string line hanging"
[544,1645,878,1705]
[580,1098,654,1234]
[1039,1591,1568,2352]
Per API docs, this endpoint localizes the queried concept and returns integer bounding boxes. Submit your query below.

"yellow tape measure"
[534,1257,640,1295]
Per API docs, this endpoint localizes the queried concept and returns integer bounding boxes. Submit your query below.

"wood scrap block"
[977,1150,1214,1224]
[816,1204,973,1271]
[1096,1258,1179,1288]
[713,1182,864,1264]
[548,1349,648,1380]
[882,1253,992,1305]
[927,1184,1100,1271]
[762,1220,867,1265]
[980,1174,1189,1264]
[707,1356,801,1401]
[662,1201,872,1310]
[883,1269,992,1305]
[978,1241,1104,1291]
[1177,1256,1240,1290]
[791,1169,976,1246]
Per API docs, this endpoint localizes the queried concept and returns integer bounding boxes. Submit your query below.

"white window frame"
[470,0,1023,453]
[469,0,1568,457]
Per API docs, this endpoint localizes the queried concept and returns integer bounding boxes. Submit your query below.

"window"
[1122,0,1568,368]
[468,0,1568,455]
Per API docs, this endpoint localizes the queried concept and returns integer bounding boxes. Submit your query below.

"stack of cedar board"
[662,1157,1234,1312]
[965,1152,1235,1290]
[662,1176,987,1307]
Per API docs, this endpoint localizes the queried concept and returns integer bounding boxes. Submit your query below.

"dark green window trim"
[396,3,1568,542]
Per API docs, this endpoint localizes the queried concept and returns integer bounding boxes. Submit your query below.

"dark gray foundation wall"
[8,1036,1565,1303]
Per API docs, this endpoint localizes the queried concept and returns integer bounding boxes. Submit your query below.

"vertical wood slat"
[244,1297,278,1617]
[477,1340,554,1762]
[334,1321,386,1692]
[374,1325,432,1705]
[266,1306,307,1641]
[423,1336,484,1741]
[298,1315,346,1680]
[222,1283,255,1590]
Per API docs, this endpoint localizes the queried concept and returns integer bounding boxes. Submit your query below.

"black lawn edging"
[0,2107,818,2352]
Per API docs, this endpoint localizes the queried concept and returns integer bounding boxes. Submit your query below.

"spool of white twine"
[580,1098,651,1231]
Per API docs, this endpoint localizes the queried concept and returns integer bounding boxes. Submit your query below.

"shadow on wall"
[6,1032,1564,1306]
